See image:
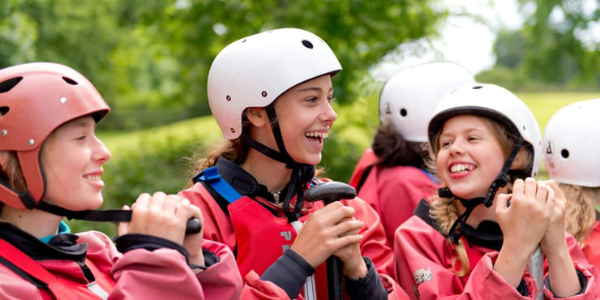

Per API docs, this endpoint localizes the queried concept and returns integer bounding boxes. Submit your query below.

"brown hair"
[372,119,432,171]
[187,107,324,186]
[560,183,599,247]
[429,116,532,277]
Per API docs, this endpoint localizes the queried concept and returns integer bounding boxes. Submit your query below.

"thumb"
[495,193,511,214]
[117,205,131,236]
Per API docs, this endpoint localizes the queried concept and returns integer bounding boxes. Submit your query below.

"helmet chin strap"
[35,199,133,222]
[241,104,314,223]
[442,138,524,243]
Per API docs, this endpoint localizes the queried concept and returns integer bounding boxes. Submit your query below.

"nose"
[448,139,464,156]
[93,136,111,163]
[320,100,337,126]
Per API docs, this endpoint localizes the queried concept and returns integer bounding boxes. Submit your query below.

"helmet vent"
[0,106,8,116]
[302,40,314,49]
[0,77,23,93]
[561,149,570,159]
[472,85,483,89]
[62,77,78,85]
[399,108,407,117]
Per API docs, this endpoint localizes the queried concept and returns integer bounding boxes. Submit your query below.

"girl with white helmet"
[0,62,242,299]
[393,83,598,299]
[179,28,408,300]
[348,62,475,247]
[543,98,600,268]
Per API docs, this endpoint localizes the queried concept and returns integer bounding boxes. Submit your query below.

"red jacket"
[583,220,600,269]
[394,216,599,300]
[357,164,438,247]
[180,178,409,300]
[0,228,242,300]
[349,148,378,189]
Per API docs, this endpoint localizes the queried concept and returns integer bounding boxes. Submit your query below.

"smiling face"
[435,115,508,200]
[40,116,111,211]
[272,74,337,166]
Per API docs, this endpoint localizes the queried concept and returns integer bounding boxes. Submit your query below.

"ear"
[245,107,269,128]
[510,148,529,170]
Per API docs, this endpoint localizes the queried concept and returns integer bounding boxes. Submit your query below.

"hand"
[495,178,555,255]
[291,202,363,268]
[494,178,555,287]
[541,180,568,257]
[117,192,205,271]
[333,217,367,279]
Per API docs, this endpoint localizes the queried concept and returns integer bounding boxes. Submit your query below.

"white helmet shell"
[543,99,600,187]
[379,62,475,142]
[428,83,542,177]
[207,28,342,139]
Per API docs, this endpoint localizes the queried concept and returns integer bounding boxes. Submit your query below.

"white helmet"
[543,99,600,187]
[428,83,542,177]
[207,28,342,139]
[379,62,475,142]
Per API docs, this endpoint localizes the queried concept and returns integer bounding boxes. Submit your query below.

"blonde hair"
[561,183,599,247]
[428,116,532,277]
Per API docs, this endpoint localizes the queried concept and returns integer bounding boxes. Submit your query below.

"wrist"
[343,255,368,279]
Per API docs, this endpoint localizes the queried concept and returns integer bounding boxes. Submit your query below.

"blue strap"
[418,168,440,185]
[195,167,242,204]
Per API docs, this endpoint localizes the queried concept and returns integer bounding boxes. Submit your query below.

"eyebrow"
[297,86,333,93]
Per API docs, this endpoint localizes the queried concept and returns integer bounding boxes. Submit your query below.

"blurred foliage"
[479,0,599,91]
[1,0,446,130]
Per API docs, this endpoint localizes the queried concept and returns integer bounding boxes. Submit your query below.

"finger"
[161,194,180,217]
[544,184,556,216]
[535,181,549,204]
[117,205,131,236]
[131,193,151,224]
[148,191,167,214]
[524,177,537,199]
[546,180,565,200]
[335,233,363,248]
[495,193,511,213]
[512,179,524,196]
[332,219,364,237]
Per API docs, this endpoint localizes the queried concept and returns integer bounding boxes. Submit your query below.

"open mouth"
[305,131,328,144]
[449,163,476,174]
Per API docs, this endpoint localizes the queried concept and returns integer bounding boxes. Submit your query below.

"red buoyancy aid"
[0,238,115,299]
[228,196,331,300]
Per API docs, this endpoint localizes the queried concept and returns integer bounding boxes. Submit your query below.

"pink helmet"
[0,62,109,209]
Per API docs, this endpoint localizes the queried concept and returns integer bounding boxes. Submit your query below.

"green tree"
[484,0,599,90]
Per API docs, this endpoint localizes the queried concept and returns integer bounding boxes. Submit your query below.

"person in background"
[0,62,242,299]
[542,98,600,268]
[180,28,408,300]
[394,83,598,299]
[349,62,475,246]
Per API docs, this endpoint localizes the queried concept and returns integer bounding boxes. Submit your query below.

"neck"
[0,205,62,238]
[242,148,292,193]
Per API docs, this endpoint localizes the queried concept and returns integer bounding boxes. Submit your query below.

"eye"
[305,96,318,103]
[327,96,336,103]
[440,140,452,148]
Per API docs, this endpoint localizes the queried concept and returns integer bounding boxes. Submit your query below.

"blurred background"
[1,0,598,234]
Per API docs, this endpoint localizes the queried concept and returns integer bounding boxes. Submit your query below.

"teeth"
[305,132,328,139]
[450,164,472,173]
[85,175,101,181]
